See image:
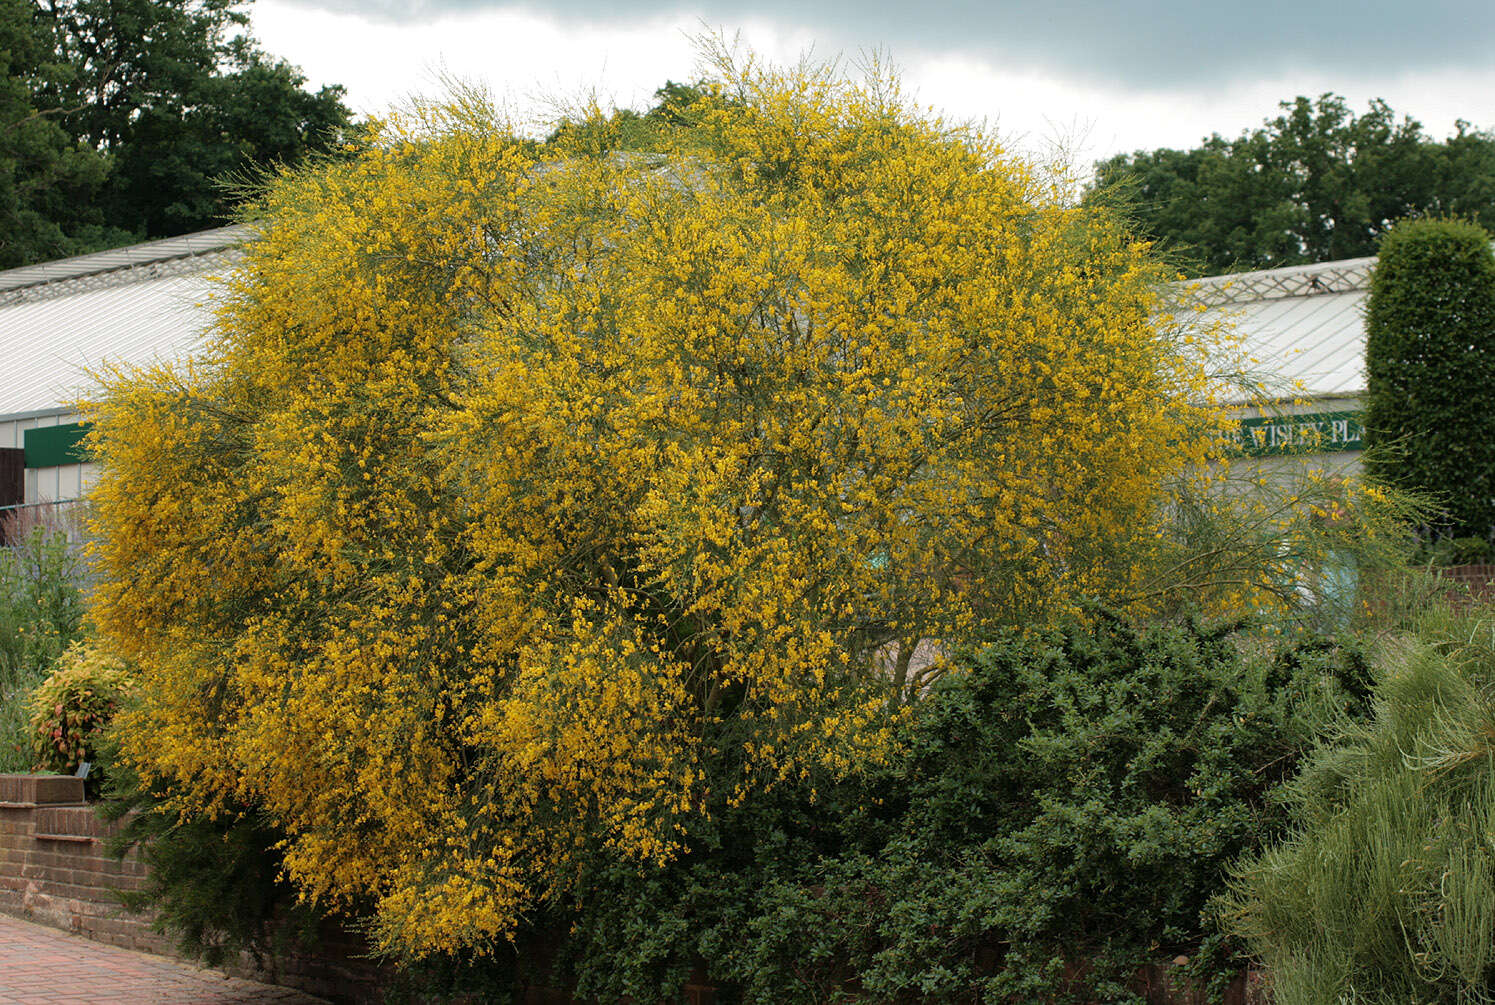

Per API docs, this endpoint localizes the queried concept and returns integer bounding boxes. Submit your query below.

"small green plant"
[0,696,31,773]
[0,524,84,691]
[28,640,131,781]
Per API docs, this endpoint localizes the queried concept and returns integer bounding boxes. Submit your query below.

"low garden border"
[0,773,382,1003]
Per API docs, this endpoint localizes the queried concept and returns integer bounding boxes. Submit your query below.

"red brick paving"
[0,913,328,1004]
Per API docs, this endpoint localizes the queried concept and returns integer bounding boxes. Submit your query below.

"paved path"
[0,913,328,1004]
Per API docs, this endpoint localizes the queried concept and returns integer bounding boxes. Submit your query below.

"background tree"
[36,0,249,151]
[103,49,356,235]
[7,0,355,257]
[0,0,123,267]
[86,56,1231,957]
[544,78,713,153]
[1363,218,1495,540]
[1094,95,1495,276]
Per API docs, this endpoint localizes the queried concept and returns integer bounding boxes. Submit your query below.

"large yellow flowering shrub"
[86,58,1224,955]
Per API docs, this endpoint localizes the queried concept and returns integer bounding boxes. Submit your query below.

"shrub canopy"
[1364,217,1495,538]
[27,639,131,778]
[87,57,1224,955]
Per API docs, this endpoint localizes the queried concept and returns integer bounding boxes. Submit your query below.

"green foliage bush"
[27,641,130,783]
[0,527,85,772]
[410,614,1368,1004]
[1225,607,1495,1003]
[0,526,84,690]
[1364,218,1495,541]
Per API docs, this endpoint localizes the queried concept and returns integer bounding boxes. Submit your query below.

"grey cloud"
[283,0,1495,89]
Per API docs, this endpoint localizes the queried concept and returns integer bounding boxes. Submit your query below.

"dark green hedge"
[396,615,1368,1004]
[1364,218,1495,539]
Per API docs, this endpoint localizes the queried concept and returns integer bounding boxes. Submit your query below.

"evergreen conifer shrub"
[537,615,1373,1003]
[1225,607,1495,1002]
[1364,218,1495,539]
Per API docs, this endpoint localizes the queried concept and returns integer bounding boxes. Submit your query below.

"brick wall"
[0,773,168,953]
[0,773,384,1003]
[1440,564,1495,597]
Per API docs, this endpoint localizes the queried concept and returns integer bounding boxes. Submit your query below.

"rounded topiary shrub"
[28,640,132,778]
[1364,218,1495,539]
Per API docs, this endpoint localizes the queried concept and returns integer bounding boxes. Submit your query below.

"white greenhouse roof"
[1177,256,1373,403]
[0,224,1380,420]
[0,227,246,419]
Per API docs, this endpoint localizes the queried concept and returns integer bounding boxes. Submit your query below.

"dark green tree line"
[1094,94,1495,277]
[0,0,121,266]
[0,0,355,268]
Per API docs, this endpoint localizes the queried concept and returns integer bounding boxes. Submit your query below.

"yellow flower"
[84,46,1236,957]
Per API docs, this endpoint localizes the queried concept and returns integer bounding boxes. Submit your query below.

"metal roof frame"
[0,225,252,298]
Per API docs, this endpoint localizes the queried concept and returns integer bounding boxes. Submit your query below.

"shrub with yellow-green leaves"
[28,640,131,776]
[86,51,1239,957]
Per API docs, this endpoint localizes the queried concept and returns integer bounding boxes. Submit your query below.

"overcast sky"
[252,0,1495,167]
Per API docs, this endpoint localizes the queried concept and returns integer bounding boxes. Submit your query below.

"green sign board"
[1235,411,1363,457]
[23,422,91,468]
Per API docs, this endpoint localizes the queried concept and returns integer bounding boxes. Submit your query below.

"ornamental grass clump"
[86,46,1259,958]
